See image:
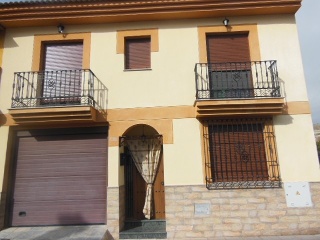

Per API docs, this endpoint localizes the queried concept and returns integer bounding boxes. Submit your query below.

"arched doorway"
[120,124,165,221]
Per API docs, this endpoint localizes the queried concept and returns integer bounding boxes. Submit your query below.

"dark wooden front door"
[153,156,165,219]
[125,149,165,220]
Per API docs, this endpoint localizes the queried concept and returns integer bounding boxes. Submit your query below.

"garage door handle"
[19,211,26,217]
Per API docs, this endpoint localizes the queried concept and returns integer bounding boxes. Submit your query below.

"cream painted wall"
[274,114,320,182]
[194,15,308,102]
[89,16,309,109]
[0,28,35,113]
[90,21,199,109]
[108,118,204,187]
[0,126,9,190]
[0,16,316,186]
[0,22,199,111]
[0,16,309,112]
[108,146,122,187]
[257,15,309,102]
[163,118,203,185]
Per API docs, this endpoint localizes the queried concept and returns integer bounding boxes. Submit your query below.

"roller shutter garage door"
[11,127,107,226]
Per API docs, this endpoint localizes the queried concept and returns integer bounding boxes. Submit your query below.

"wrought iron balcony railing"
[195,61,282,100]
[11,69,108,111]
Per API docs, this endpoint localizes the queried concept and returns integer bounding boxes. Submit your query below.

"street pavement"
[0,226,108,240]
[0,226,319,240]
[220,235,320,240]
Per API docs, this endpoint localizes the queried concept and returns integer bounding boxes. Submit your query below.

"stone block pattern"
[165,182,320,239]
[106,186,124,240]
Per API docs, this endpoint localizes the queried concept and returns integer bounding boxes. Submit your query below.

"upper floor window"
[206,33,251,63]
[41,42,83,104]
[205,33,252,99]
[117,28,158,71]
[125,37,151,70]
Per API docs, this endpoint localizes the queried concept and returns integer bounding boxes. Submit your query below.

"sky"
[296,0,320,124]
[0,0,318,123]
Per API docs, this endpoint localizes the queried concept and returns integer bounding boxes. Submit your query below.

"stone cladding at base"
[106,186,125,240]
[165,182,320,239]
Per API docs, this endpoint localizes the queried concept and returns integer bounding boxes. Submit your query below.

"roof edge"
[0,0,302,27]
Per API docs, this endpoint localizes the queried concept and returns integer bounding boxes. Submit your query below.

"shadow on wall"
[0,110,6,126]
[105,230,115,240]
[32,213,93,240]
[278,78,287,101]
[273,77,294,126]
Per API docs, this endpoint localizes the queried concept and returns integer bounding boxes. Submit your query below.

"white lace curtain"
[126,137,162,219]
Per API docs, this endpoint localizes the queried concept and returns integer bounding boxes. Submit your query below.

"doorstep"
[120,220,167,239]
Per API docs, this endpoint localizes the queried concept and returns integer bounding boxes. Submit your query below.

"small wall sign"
[194,203,211,215]
[284,182,313,207]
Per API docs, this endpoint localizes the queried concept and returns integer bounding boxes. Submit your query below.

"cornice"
[0,0,302,27]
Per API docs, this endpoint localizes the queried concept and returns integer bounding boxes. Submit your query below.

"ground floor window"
[202,117,281,189]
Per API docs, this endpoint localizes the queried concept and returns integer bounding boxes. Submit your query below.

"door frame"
[120,133,165,221]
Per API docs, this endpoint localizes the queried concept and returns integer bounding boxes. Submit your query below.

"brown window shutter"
[125,37,151,69]
[206,33,251,63]
[44,42,83,70]
[42,42,83,101]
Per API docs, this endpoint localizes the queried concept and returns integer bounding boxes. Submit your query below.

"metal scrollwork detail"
[47,78,56,89]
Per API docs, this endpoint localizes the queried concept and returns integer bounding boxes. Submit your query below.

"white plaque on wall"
[284,182,313,207]
[194,203,211,215]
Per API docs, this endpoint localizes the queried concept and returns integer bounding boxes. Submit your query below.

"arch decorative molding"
[108,119,173,147]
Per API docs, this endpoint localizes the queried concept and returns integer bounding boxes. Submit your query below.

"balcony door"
[206,33,253,99]
[41,42,83,104]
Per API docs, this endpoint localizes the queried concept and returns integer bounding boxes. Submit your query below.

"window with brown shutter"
[41,42,83,104]
[203,117,281,189]
[206,33,254,99]
[125,37,151,70]
[206,33,251,63]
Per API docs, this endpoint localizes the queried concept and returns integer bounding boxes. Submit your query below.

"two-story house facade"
[0,0,319,239]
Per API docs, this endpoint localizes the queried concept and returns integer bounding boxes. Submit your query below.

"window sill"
[124,68,152,72]
[206,180,282,190]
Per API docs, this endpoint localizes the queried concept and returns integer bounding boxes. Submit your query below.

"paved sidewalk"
[0,226,319,240]
[133,237,320,240]
[0,226,108,240]
[221,235,320,240]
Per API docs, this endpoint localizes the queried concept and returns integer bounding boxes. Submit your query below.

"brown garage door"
[11,127,107,226]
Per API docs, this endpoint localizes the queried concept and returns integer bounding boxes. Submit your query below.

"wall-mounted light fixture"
[223,18,230,27]
[57,24,65,34]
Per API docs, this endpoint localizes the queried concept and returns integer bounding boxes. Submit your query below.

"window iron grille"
[203,117,281,189]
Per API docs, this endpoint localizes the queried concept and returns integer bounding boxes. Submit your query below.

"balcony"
[194,61,285,117]
[9,69,108,124]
